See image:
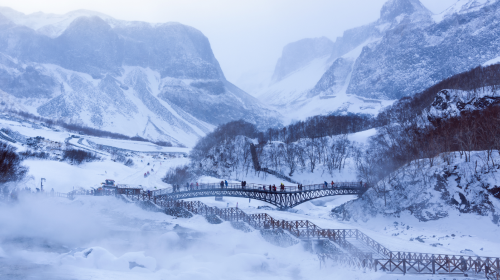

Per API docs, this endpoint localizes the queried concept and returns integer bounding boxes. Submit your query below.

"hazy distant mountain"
[272,37,334,83]
[257,0,500,121]
[0,7,281,147]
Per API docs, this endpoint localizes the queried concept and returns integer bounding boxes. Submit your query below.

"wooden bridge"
[120,190,500,279]
[148,182,366,209]
[5,187,499,278]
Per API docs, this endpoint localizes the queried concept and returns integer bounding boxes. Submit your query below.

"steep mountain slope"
[258,0,500,121]
[0,8,281,147]
[345,0,499,100]
[271,37,334,83]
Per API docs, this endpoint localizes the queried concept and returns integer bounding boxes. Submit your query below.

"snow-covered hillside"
[0,8,281,147]
[335,150,500,227]
[0,114,191,192]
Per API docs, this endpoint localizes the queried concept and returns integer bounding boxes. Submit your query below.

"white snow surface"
[256,55,331,108]
[483,55,500,66]
[0,115,191,192]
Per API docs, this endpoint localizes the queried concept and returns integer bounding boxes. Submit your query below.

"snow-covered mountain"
[257,0,500,122]
[0,8,281,147]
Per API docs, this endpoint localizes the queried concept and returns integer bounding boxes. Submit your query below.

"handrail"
[133,197,500,265]
[154,181,367,196]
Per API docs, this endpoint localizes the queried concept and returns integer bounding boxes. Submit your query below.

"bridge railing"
[375,255,500,277]
[154,181,367,195]
[353,229,392,258]
[120,193,500,277]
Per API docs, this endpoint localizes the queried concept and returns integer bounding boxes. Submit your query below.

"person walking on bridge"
[225,180,228,188]
[220,181,224,189]
[331,181,335,188]
[324,181,328,189]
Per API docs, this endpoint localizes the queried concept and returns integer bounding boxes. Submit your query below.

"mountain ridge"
[0,9,281,147]
[256,0,500,122]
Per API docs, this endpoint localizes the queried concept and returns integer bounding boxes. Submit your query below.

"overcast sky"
[0,0,458,92]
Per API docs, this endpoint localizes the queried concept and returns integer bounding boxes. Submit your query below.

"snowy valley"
[2,0,500,279]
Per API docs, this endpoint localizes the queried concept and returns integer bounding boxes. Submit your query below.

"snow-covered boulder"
[427,88,500,123]
[60,247,157,272]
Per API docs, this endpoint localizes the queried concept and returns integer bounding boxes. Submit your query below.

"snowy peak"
[380,0,431,22]
[56,16,122,77]
[272,37,334,83]
[63,15,112,34]
[0,7,116,37]
[434,0,495,22]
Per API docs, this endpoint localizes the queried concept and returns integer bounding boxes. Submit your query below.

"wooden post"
[486,258,490,278]
[401,259,407,275]
[432,255,435,274]
[497,258,500,275]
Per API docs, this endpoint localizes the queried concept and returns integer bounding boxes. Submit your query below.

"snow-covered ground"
[0,195,386,280]
[0,115,190,193]
[1,115,499,279]
[22,156,189,193]
[1,193,497,279]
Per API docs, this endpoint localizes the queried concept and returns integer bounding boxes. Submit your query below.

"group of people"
[322,180,368,189]
[219,180,229,188]
[172,179,369,193]
[262,183,286,192]
[1,187,60,201]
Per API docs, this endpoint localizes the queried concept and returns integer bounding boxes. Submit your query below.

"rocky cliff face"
[0,8,280,146]
[259,0,500,119]
[327,0,500,100]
